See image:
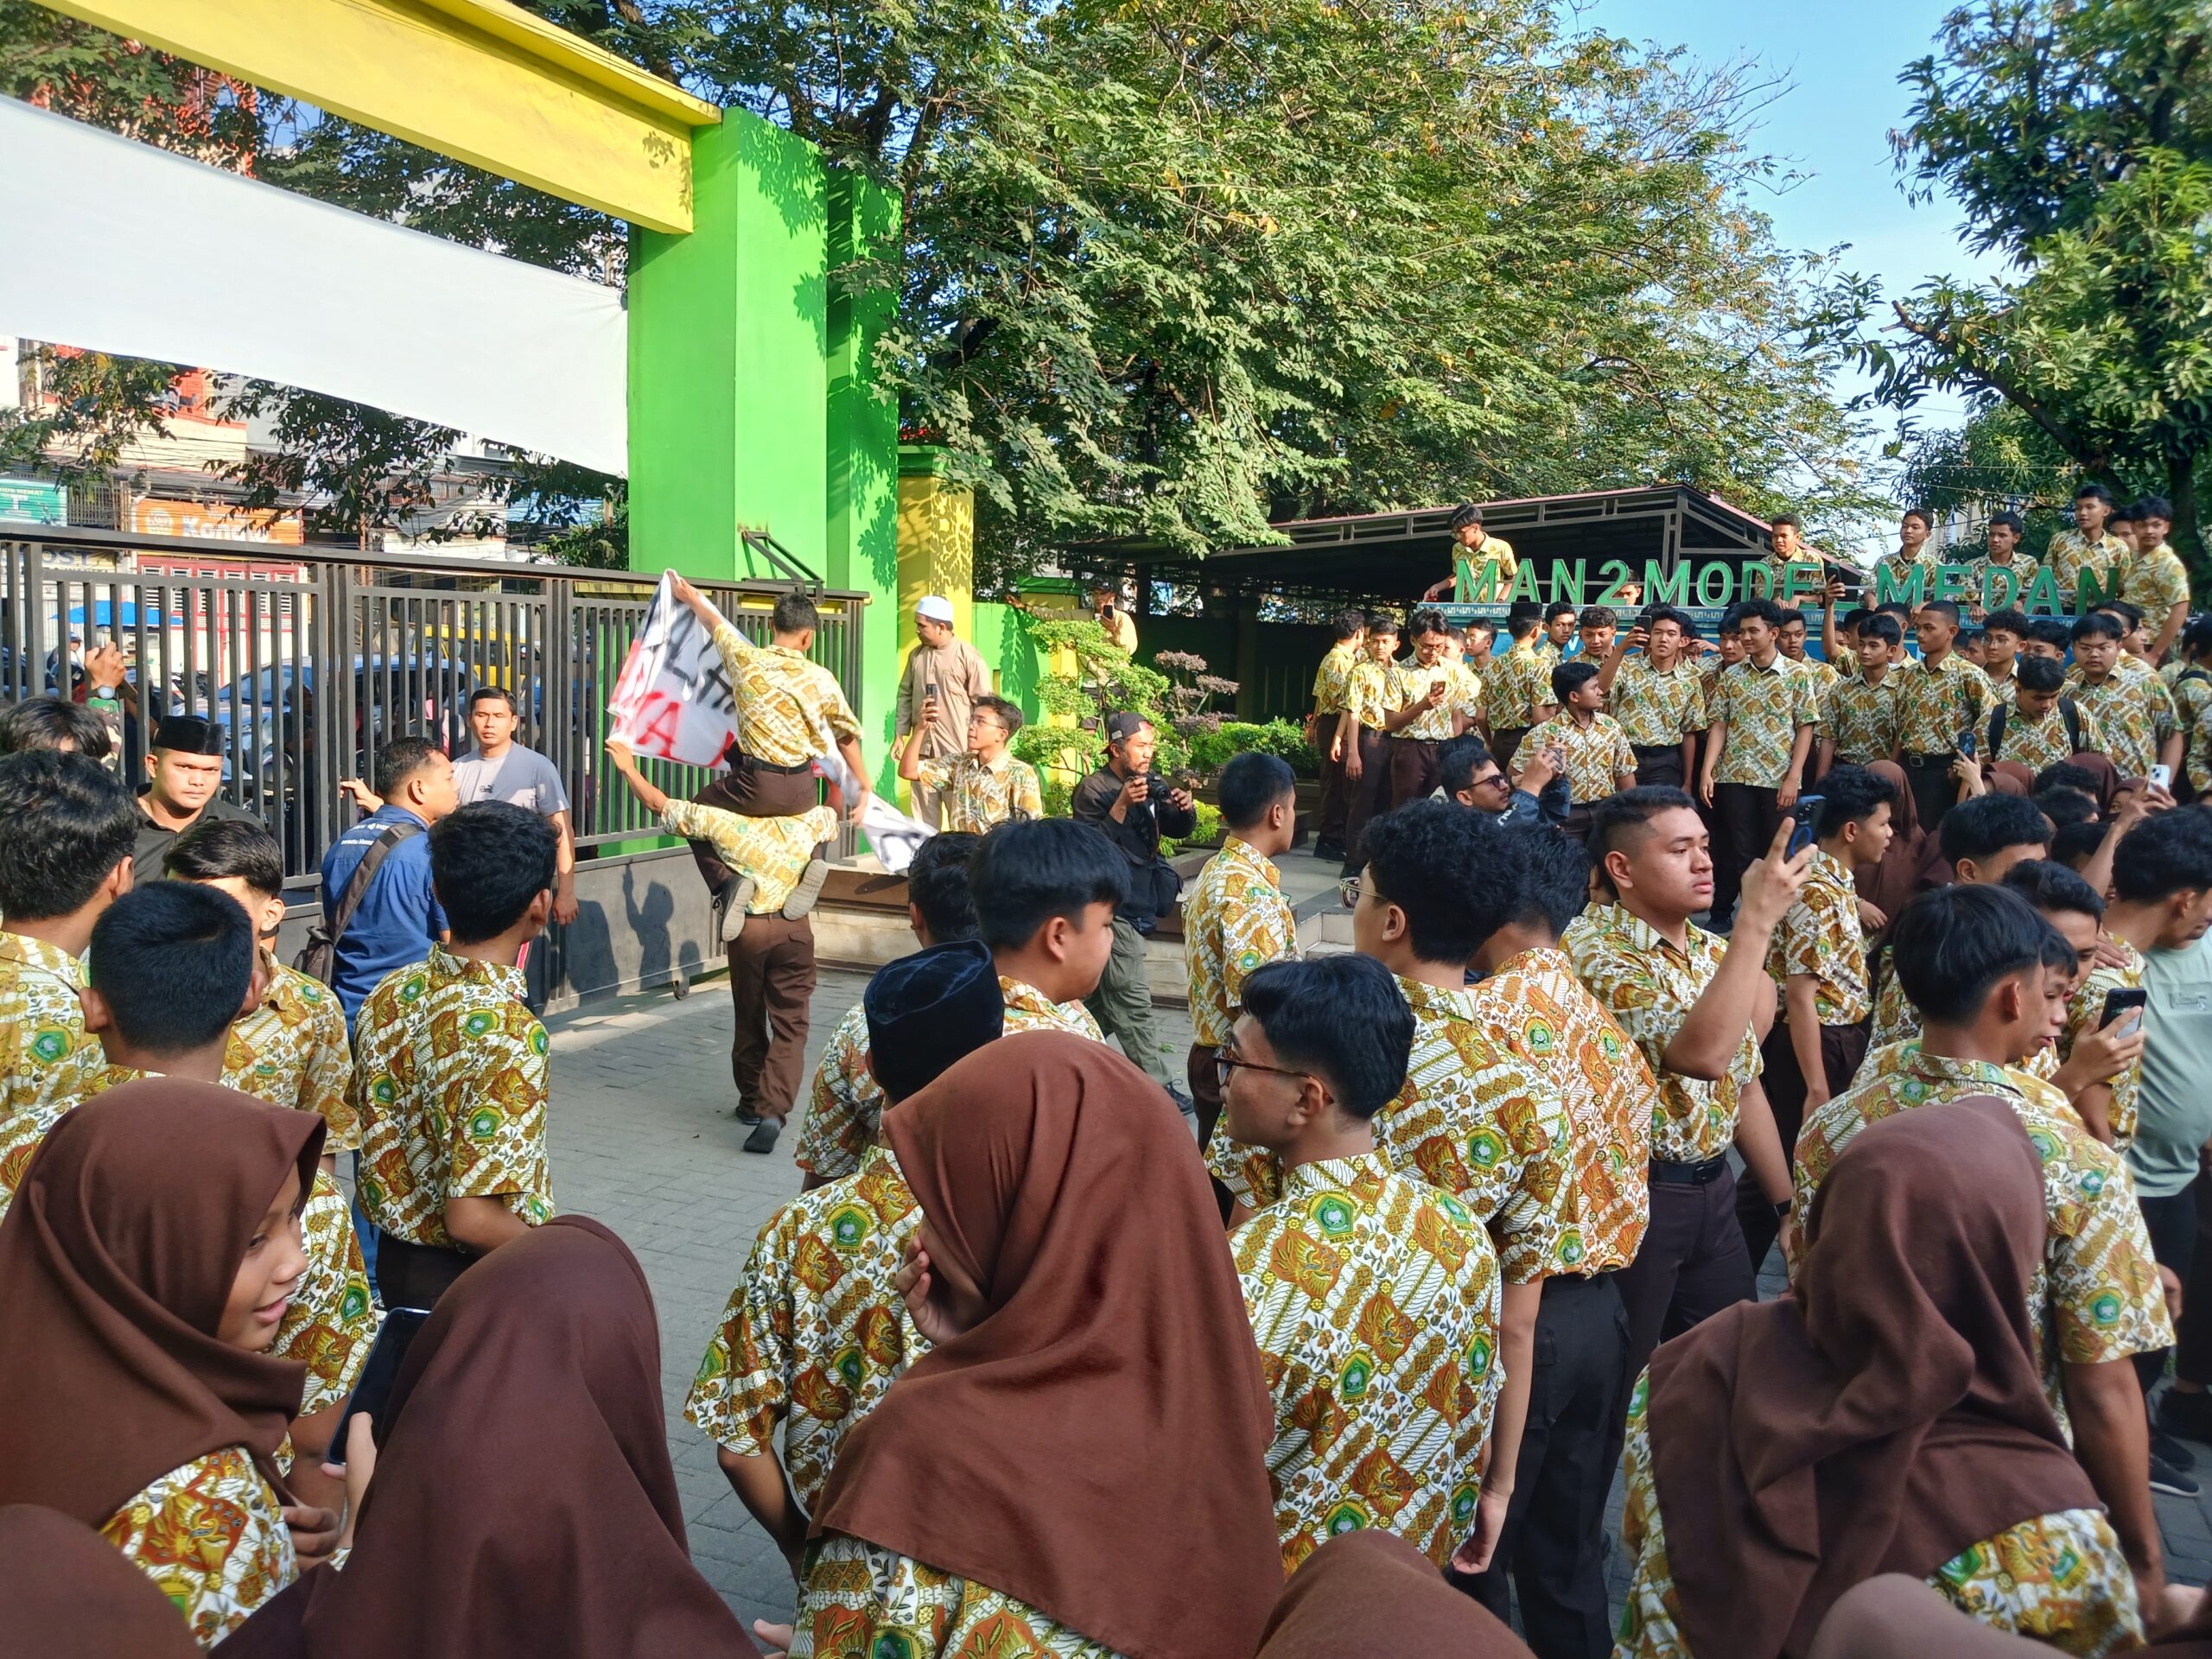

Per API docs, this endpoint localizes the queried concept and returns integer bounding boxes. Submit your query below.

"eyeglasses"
[1214,1052,1317,1087]
[1338,875,1361,908]
[1468,770,1510,791]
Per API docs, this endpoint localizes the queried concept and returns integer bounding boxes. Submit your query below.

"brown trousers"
[1388,736,1442,809]
[1338,729,1393,871]
[728,913,817,1121]
[684,760,821,891]
[1315,721,1352,844]
[1187,1042,1234,1224]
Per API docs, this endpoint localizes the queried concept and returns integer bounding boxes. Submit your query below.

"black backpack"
[294,823,420,984]
[1985,696,2082,763]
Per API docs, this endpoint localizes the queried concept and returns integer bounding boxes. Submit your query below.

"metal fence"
[0,524,871,893]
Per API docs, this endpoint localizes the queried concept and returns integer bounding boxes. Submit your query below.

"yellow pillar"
[895,445,976,648]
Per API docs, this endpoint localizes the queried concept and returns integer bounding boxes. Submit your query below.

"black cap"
[864,939,1004,1103]
[1103,710,1151,745]
[151,715,224,756]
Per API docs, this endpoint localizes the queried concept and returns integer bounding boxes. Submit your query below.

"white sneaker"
[782,858,830,920]
[717,876,756,942]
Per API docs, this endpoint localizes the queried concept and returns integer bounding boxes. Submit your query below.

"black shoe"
[734,1104,761,1125]
[743,1118,783,1154]
[2153,1425,2200,1472]
[1313,840,1345,863]
[2160,1387,2212,1445]
[2150,1452,2201,1498]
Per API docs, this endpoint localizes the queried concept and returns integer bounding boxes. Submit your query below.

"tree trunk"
[2171,452,2206,588]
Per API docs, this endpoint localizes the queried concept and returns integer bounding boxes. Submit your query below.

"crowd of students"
[7,494,2212,1657]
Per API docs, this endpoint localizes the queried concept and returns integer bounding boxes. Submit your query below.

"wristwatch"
[1772,1198,1794,1219]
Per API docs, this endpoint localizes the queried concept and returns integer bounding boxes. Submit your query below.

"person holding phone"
[894,595,991,831]
[1090,582,1140,652]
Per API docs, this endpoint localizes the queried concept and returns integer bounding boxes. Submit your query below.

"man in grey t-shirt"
[451,687,577,923]
[2133,910,2212,1448]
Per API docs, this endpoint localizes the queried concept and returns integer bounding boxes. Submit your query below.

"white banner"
[0,97,627,475]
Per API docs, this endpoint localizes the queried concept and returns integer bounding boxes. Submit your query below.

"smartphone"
[2101,985,2150,1041]
[925,680,939,701]
[1787,794,1825,858]
[328,1306,431,1465]
[2151,763,2173,791]
[1956,728,1978,760]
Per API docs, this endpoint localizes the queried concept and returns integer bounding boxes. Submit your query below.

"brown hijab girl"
[0,1080,321,1649]
[803,1031,1284,1659]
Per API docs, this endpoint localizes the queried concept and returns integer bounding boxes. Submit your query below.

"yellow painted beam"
[47,0,721,233]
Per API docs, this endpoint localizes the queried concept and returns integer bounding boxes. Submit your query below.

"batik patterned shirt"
[2066,671,2176,780]
[1822,671,1901,762]
[1792,1041,2171,1433]
[686,1146,924,1516]
[1483,645,1548,730]
[1467,949,1655,1273]
[1344,657,1410,731]
[1867,953,1920,1053]
[102,1446,296,1650]
[2164,670,2212,791]
[1962,553,2045,613]
[1784,653,1842,707]
[1183,837,1298,1049]
[795,1003,882,1182]
[2045,530,2133,608]
[1565,904,1760,1163]
[1710,657,1819,787]
[2123,542,2192,623]
[2061,938,2146,1152]
[1236,1154,1502,1573]
[1615,1370,2141,1659]
[1766,848,1871,1026]
[1605,655,1706,747]
[354,946,553,1249]
[793,1535,1121,1659]
[1000,976,1106,1041]
[661,801,836,916]
[281,1171,380,1415]
[1893,652,1996,758]
[1452,534,1516,601]
[0,931,102,1219]
[1397,659,1483,742]
[1868,549,1941,604]
[1522,711,1637,804]
[914,751,1044,834]
[1312,642,1358,715]
[224,950,357,1150]
[1995,698,2110,772]
[710,619,864,767]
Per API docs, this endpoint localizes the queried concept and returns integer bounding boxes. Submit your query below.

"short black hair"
[2139,496,2174,522]
[2070,612,2125,645]
[1447,503,1483,532]
[1644,604,1690,633]
[1918,599,1962,628]
[2095,598,2145,627]
[1506,613,1540,641]
[1550,660,1600,703]
[2111,808,2212,906]
[2075,482,2114,505]
[1984,608,2031,637]
[2183,616,2212,658]
[2032,787,2098,830]
[1465,819,1591,939]
[1361,801,1487,964]
[2108,505,2138,526]
[1770,512,1803,531]
[1731,597,1786,630]
[2015,654,2067,694]
[1987,511,2025,535]
[1438,734,1493,798]
[1900,505,1936,528]
[772,590,822,634]
[0,751,139,921]
[2026,617,2075,652]
[1239,957,1414,1120]
[1409,607,1448,639]
[1776,607,1809,632]
[1333,608,1366,641]
[1859,613,1904,649]
[164,817,285,898]
[2052,821,2108,869]
[0,695,111,760]
[1939,792,2052,867]
[429,800,558,944]
[971,693,1024,736]
[1815,765,1896,839]
[1579,606,1617,632]
[2002,858,2104,923]
[1365,610,1402,638]
[905,830,981,942]
[2033,760,2101,797]
[374,734,444,799]
[1589,785,1700,870]
[467,685,517,714]
[1840,607,1872,634]
[87,882,253,1056]
[1218,751,1296,830]
[969,818,1128,950]
[1891,885,2073,1022]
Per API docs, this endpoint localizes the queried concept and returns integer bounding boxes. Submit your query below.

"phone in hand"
[328,1306,431,1466]
[1787,794,1826,859]
[1956,728,1978,760]
[2151,763,2173,791]
[925,680,940,701]
[2100,985,2150,1042]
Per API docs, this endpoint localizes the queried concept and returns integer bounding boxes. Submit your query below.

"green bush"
[1185,719,1319,778]
[1166,799,1224,855]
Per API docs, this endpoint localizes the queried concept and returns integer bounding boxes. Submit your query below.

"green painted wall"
[973,599,1040,716]
[628,110,829,582]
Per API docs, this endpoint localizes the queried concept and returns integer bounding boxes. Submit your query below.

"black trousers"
[1901,753,1960,833]
[1459,1274,1630,1659]
[1492,725,1531,771]
[1338,729,1393,872]
[1742,1021,1868,1274]
[1632,745,1684,790]
[375,1233,473,1310]
[2142,1183,2199,1393]
[1315,723,1352,846]
[1389,736,1442,810]
[1710,782,1781,926]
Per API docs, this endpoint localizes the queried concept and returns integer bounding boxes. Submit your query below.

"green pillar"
[627,109,828,582]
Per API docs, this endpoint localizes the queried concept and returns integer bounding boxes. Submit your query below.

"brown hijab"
[1856,760,1929,920]
[813,1031,1282,1659]
[222,1217,760,1659]
[1255,1529,1536,1658]
[0,1078,319,1525]
[1648,1096,2096,1659]
[0,1504,203,1659]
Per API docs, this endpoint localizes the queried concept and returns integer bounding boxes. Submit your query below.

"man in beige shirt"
[894,594,994,830]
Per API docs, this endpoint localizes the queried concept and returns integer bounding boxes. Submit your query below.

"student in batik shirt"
[1752,766,1895,1274]
[1964,512,2043,621]
[897,693,1044,834]
[1483,607,1550,769]
[1995,861,2145,1117]
[1793,886,2173,1593]
[1183,753,1300,1157]
[1868,505,1943,603]
[1594,605,1704,790]
[354,802,558,1309]
[794,831,982,1188]
[0,1083,330,1650]
[1520,660,1637,839]
[73,885,376,1522]
[690,939,1006,1580]
[1892,600,1997,832]
[1309,607,1365,863]
[1336,611,1408,871]
[1454,822,1660,1659]
[1985,654,2111,778]
[969,817,1122,1051]
[2049,483,2133,611]
[1777,607,1841,701]
[1818,611,1905,773]
[1384,608,1482,806]
[777,1033,1283,1659]
[2166,618,2212,797]
[1980,603,2029,695]
[1623,1099,2145,1659]
[1699,598,1820,928]
[0,752,136,1217]
[1218,954,1500,1576]
[2069,611,2183,781]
